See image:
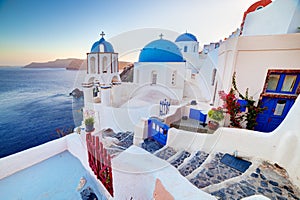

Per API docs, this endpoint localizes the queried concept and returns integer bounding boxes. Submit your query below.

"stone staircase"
[105,135,300,199]
[141,141,300,200]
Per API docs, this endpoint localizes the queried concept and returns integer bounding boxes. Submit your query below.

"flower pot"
[208,120,219,130]
[85,124,94,132]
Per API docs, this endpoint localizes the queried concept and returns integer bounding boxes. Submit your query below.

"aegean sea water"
[0,67,84,158]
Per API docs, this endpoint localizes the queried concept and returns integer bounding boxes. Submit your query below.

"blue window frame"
[266,72,300,95]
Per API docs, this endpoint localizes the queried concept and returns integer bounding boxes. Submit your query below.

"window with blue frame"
[266,72,299,95]
[184,46,187,52]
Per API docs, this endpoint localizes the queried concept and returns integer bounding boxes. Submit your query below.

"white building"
[82,32,212,132]
[208,0,300,132]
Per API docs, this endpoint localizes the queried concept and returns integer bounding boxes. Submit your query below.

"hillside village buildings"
[82,0,300,133]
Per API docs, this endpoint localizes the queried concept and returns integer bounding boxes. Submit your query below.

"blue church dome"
[90,37,114,53]
[175,33,198,42]
[139,39,184,62]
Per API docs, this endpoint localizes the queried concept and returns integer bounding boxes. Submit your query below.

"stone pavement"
[141,138,164,153]
[179,151,209,176]
[155,146,177,160]
[101,132,300,200]
[140,140,300,200]
[206,162,300,200]
[170,151,191,168]
[189,152,242,189]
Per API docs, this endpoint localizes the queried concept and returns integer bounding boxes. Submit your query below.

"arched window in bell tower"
[99,44,105,52]
[114,58,118,73]
[90,57,96,74]
[102,56,107,73]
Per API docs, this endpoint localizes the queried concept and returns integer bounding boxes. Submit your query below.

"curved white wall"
[242,0,300,36]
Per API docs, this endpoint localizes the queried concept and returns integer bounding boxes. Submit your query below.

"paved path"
[104,133,300,200]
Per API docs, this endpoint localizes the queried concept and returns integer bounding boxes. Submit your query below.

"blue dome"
[175,33,197,42]
[90,37,114,53]
[139,39,184,62]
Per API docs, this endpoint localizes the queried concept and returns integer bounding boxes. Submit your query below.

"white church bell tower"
[82,31,121,108]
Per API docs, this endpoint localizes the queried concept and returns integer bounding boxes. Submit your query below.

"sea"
[0,67,85,158]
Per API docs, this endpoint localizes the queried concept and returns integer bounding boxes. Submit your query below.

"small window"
[184,46,187,52]
[211,68,217,86]
[193,45,196,52]
[99,44,105,52]
[274,100,286,116]
[256,6,263,10]
[114,59,118,72]
[102,56,107,73]
[171,71,176,86]
[267,74,280,91]
[281,75,297,92]
[151,71,157,85]
[90,57,96,74]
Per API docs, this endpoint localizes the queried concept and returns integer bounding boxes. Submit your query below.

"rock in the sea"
[80,187,98,200]
[70,88,83,98]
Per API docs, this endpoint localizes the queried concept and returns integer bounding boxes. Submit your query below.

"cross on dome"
[159,33,164,39]
[100,31,105,38]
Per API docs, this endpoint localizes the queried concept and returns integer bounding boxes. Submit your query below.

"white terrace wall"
[0,134,113,199]
[94,103,152,132]
[110,83,137,107]
[216,33,300,106]
[0,137,67,180]
[112,145,216,200]
[167,96,300,187]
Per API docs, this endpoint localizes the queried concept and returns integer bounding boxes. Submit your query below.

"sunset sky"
[0,0,259,66]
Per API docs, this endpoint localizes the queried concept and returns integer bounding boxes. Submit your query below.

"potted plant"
[208,107,224,130]
[85,117,94,132]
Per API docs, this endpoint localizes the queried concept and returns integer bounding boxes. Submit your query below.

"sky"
[0,0,259,66]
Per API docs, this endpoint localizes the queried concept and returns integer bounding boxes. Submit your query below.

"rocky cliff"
[24,58,85,70]
[24,59,131,71]
[120,64,134,82]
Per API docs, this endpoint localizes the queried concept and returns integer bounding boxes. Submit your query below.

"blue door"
[255,97,295,132]
[255,70,299,132]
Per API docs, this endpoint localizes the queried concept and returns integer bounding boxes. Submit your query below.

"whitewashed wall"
[0,134,113,199]
[112,145,216,200]
[242,0,300,36]
[133,62,186,100]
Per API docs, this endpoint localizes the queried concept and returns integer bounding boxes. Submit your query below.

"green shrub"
[84,117,94,125]
[208,108,224,121]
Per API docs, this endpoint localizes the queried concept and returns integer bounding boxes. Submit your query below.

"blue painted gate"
[189,108,207,124]
[148,118,169,145]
